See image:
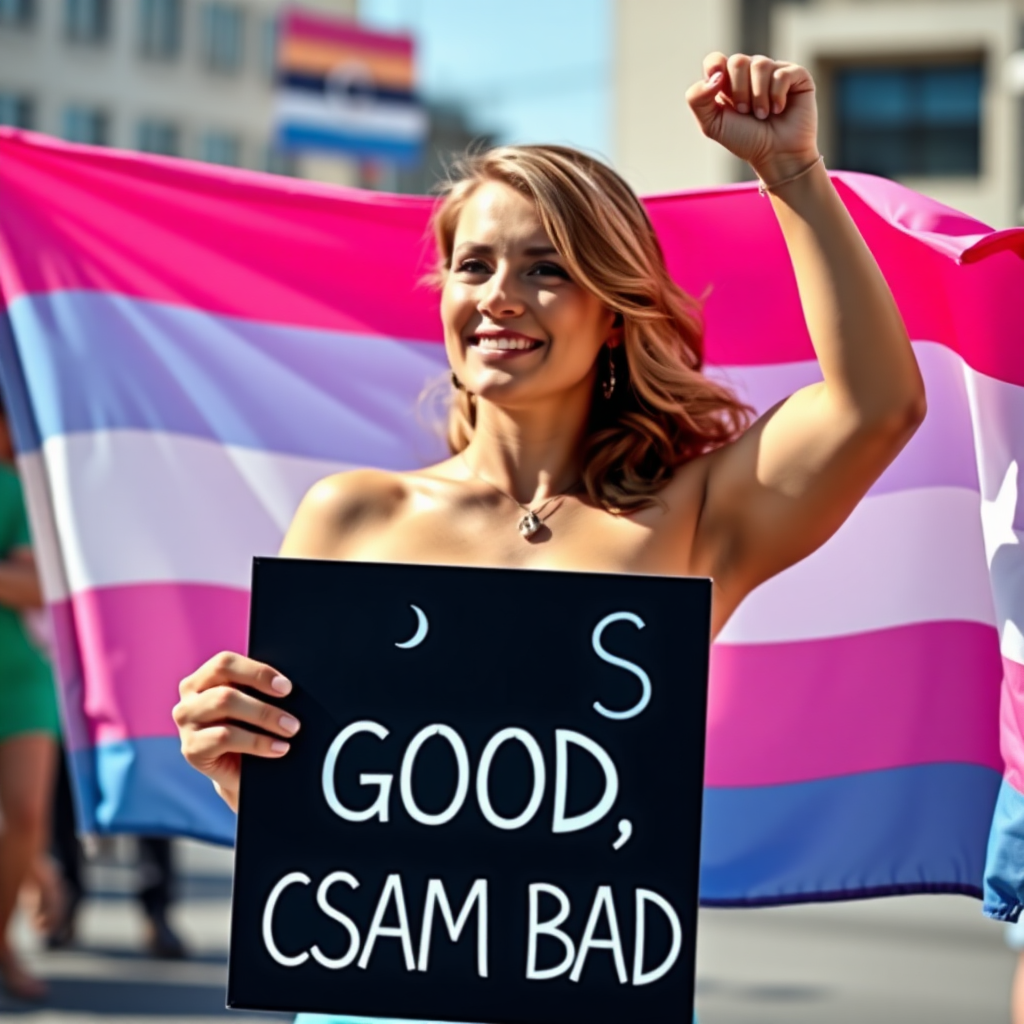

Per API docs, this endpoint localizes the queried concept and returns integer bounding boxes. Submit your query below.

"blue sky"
[359,0,613,158]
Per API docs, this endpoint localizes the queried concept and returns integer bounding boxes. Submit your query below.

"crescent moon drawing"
[395,604,429,649]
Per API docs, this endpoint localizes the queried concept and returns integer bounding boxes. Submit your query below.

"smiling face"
[441,179,616,410]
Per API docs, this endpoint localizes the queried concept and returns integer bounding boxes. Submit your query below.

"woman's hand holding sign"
[173,653,300,813]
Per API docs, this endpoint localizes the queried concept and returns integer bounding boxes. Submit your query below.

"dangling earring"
[602,347,617,400]
[451,371,465,391]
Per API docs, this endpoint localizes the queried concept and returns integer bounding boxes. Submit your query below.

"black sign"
[229,558,711,1024]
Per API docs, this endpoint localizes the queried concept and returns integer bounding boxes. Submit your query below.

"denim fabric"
[984,777,1024,921]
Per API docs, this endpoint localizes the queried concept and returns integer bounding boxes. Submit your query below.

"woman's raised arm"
[684,54,926,627]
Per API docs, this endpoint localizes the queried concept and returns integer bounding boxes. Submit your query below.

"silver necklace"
[460,452,574,539]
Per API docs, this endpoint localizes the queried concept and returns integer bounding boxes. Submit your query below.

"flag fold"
[1,128,1022,912]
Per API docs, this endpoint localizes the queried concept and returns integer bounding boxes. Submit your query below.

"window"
[139,0,181,58]
[0,91,33,128]
[137,117,179,155]
[201,130,241,165]
[836,62,983,177]
[260,13,279,81]
[263,144,296,176]
[201,3,244,73]
[62,104,108,145]
[65,0,109,42]
[0,0,34,27]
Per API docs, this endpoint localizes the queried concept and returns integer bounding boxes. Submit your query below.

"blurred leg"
[20,853,66,938]
[50,747,82,904]
[138,837,185,959]
[137,836,172,918]
[1013,951,1024,1024]
[0,733,57,999]
[43,747,81,946]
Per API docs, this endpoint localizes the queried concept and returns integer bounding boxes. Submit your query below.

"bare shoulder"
[678,439,743,578]
[656,447,716,524]
[612,450,717,576]
[279,467,414,559]
[303,467,410,518]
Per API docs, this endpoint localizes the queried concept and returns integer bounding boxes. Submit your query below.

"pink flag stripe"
[645,178,1024,380]
[54,583,249,751]
[796,170,1024,265]
[708,621,1003,787]
[57,580,1002,788]
[284,9,415,55]
[2,131,1023,383]
[0,130,443,341]
[1001,659,1024,792]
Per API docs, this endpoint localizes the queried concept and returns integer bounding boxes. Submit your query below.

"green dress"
[0,463,59,742]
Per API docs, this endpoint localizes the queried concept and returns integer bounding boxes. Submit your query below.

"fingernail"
[271,740,290,754]
[271,674,292,695]
[755,108,768,120]
[773,102,783,115]
[279,714,300,736]
[736,102,750,114]
[708,71,723,86]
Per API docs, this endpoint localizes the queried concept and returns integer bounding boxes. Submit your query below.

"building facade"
[614,0,1024,227]
[0,0,359,183]
[392,101,493,195]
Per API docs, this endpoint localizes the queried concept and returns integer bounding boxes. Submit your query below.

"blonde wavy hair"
[432,144,752,512]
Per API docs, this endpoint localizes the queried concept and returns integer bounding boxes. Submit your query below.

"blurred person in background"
[1008,918,1024,1023]
[0,396,61,1001]
[46,752,187,960]
[133,835,187,958]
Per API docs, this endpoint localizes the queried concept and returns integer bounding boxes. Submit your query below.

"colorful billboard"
[273,7,427,165]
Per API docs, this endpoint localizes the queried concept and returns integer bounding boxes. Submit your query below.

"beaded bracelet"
[758,154,825,197]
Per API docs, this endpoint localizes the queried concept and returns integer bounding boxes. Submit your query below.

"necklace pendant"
[518,511,542,539]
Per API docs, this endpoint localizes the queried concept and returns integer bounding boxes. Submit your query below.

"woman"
[0,399,62,1002]
[174,55,925,1021]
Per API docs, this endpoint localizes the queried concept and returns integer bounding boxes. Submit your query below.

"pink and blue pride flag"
[1,128,1023,914]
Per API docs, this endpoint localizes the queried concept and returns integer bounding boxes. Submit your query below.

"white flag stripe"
[718,485,995,643]
[23,430,994,641]
[708,340,966,417]
[18,452,73,604]
[274,90,428,141]
[28,432,353,599]
[708,340,980,497]
[965,369,1024,665]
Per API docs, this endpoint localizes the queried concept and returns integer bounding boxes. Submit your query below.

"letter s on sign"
[591,612,651,720]
[311,871,362,970]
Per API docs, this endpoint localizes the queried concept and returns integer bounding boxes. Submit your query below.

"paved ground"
[2,838,1017,1022]
[696,893,1016,1023]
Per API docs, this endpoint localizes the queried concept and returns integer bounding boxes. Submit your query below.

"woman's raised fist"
[686,52,820,186]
